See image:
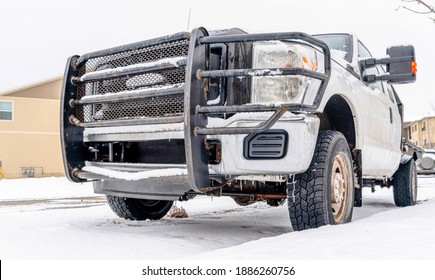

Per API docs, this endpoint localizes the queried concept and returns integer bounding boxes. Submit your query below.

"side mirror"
[360,45,416,84]
[386,45,416,84]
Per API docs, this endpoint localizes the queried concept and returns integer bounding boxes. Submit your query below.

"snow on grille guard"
[61,27,331,192]
[61,32,190,182]
[185,27,331,190]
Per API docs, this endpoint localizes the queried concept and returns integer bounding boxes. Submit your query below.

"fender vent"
[244,130,288,159]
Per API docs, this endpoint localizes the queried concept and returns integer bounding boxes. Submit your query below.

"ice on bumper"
[82,165,188,181]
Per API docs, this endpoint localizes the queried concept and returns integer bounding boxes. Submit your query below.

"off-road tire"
[392,159,417,207]
[288,130,354,231]
[106,195,173,220]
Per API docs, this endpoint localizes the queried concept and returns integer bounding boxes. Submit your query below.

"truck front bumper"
[207,112,319,176]
[74,112,319,199]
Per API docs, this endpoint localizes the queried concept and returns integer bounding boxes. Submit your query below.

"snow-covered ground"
[0,176,435,260]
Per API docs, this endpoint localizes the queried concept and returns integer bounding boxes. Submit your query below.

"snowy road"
[0,176,435,259]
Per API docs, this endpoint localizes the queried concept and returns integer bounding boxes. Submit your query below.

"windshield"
[314,34,352,62]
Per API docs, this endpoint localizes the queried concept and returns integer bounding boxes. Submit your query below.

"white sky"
[0,0,434,120]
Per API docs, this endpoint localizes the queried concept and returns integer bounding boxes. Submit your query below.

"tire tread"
[106,195,173,220]
[288,130,353,231]
[393,159,417,207]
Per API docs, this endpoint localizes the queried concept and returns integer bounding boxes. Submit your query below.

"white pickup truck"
[61,27,417,231]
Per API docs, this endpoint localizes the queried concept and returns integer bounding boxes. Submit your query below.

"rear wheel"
[288,130,354,231]
[106,195,173,220]
[393,159,417,207]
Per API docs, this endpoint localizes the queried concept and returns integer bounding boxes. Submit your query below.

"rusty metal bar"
[196,104,314,114]
[68,115,184,128]
[200,31,326,46]
[74,87,184,106]
[194,108,287,135]
[185,190,287,200]
[73,57,187,84]
[226,193,288,200]
[198,67,328,80]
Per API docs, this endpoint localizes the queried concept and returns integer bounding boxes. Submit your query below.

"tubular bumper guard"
[61,27,331,192]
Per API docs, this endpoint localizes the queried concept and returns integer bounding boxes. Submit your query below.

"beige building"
[0,76,65,178]
[404,115,435,149]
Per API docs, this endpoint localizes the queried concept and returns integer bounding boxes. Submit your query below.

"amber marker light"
[411,60,417,74]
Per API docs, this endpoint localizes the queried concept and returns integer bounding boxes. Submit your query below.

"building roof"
[0,75,62,100]
[404,114,435,128]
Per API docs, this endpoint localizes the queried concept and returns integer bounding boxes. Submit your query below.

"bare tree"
[398,0,435,22]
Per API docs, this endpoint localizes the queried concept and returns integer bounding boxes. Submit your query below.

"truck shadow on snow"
[89,180,432,247]
[352,200,396,221]
[352,178,432,221]
[93,195,425,242]
[93,205,293,248]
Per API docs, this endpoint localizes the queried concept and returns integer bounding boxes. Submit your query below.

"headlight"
[251,41,323,105]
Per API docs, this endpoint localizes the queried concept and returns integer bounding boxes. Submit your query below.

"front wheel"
[392,159,417,207]
[288,130,354,231]
[106,195,174,220]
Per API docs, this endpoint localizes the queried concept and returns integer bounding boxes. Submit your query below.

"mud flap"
[400,153,413,165]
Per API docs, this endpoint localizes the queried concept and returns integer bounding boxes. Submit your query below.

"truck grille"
[75,38,189,122]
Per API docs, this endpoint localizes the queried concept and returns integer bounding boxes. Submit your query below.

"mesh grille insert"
[76,39,189,122]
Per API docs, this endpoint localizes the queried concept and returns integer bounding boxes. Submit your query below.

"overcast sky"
[0,0,434,120]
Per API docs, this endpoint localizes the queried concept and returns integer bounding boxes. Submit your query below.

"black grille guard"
[61,27,331,191]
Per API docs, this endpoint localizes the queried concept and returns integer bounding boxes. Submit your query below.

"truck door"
[357,41,401,177]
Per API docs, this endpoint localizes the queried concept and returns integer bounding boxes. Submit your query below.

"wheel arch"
[317,95,363,204]
[317,94,357,151]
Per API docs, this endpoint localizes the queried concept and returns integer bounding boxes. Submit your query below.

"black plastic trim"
[243,130,288,160]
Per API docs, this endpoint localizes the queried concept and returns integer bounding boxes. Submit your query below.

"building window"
[0,101,13,120]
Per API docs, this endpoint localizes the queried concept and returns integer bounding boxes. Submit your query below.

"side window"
[0,101,13,121]
[357,41,371,58]
[357,41,384,92]
[314,34,352,62]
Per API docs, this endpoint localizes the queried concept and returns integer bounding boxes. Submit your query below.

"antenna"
[187,8,191,31]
